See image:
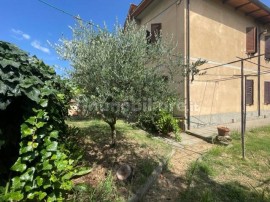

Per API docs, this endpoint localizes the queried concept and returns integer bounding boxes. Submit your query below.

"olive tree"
[55,21,203,146]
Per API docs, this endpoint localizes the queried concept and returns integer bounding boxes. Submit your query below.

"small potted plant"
[217,126,230,136]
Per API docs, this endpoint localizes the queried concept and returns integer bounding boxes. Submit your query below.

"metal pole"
[186,0,190,130]
[244,75,247,134]
[258,30,261,117]
[241,60,245,159]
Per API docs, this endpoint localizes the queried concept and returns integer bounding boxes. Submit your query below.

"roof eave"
[248,0,270,15]
[131,0,154,18]
[132,0,270,24]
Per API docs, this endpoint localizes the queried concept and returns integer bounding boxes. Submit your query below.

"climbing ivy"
[0,41,90,201]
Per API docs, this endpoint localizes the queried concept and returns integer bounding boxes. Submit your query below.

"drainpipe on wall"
[257,28,268,117]
[257,27,261,117]
[186,0,191,130]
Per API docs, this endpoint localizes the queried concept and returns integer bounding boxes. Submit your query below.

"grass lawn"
[66,119,173,201]
[179,126,270,202]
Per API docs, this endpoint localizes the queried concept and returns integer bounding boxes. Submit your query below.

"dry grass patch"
[66,119,172,201]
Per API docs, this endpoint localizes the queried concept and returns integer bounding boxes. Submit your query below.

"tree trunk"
[98,112,117,146]
[106,116,117,147]
[109,123,116,147]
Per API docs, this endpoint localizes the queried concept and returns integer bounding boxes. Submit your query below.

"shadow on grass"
[178,160,270,202]
[68,120,163,200]
[142,168,187,201]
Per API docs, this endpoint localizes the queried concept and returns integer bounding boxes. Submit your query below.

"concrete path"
[143,118,270,201]
[154,132,209,148]
[187,117,270,141]
[143,133,213,201]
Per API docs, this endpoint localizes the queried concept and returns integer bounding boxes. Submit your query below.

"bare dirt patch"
[143,140,213,201]
[67,119,172,200]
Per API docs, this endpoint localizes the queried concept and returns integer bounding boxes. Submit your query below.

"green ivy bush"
[0,41,89,201]
[138,110,180,135]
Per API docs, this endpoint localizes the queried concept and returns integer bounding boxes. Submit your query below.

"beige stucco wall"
[134,0,270,127]
[137,0,184,53]
[189,0,270,127]
[136,0,187,117]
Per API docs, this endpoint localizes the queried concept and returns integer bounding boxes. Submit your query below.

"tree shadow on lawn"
[142,168,188,202]
[72,122,162,199]
[178,162,270,202]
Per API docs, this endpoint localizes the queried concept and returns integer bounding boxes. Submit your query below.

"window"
[151,23,162,43]
[264,81,270,104]
[246,27,257,54]
[146,30,151,44]
[246,79,254,105]
[265,36,270,60]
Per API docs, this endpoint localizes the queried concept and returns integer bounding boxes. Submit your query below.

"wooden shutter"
[265,36,270,60]
[264,81,270,104]
[246,27,257,54]
[151,23,162,43]
[246,79,254,105]
[146,30,151,44]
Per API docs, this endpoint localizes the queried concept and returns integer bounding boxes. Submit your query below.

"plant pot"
[217,126,230,136]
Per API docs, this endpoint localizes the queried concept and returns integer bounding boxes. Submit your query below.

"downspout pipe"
[186,0,191,130]
[257,27,261,117]
[257,28,268,117]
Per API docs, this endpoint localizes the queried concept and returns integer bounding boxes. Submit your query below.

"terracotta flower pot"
[217,126,230,136]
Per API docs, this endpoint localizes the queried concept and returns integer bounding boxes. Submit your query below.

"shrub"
[138,110,160,133]
[138,110,180,135]
[0,41,89,201]
[155,110,180,134]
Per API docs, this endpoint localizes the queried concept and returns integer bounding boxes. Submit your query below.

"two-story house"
[128,0,270,130]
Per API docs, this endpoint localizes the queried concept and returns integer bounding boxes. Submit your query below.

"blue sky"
[0,0,141,75]
[0,0,270,75]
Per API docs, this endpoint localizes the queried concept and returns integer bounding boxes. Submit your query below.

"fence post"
[241,60,245,159]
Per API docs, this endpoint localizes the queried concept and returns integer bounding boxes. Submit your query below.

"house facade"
[128,0,270,129]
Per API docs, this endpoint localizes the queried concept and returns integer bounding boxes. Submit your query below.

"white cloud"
[22,34,30,40]
[31,40,50,54]
[11,29,31,40]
